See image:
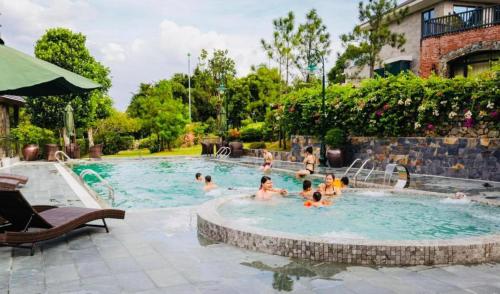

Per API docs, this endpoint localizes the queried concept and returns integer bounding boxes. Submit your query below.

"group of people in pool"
[195,172,217,191]
[257,146,349,207]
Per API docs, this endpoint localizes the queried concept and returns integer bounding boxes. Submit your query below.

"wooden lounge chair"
[0,178,22,191]
[0,173,28,185]
[0,190,125,255]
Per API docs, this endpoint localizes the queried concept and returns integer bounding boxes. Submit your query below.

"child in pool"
[203,175,218,191]
[304,192,332,208]
[300,180,314,200]
[332,176,349,196]
[195,172,203,182]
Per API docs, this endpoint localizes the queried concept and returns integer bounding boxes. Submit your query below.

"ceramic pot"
[22,144,39,161]
[326,149,343,167]
[45,144,59,161]
[89,144,103,159]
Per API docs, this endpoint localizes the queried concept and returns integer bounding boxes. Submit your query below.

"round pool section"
[197,190,500,266]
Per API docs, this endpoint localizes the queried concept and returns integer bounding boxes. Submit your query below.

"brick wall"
[420,26,500,77]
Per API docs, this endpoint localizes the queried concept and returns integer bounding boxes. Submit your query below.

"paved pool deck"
[1,162,500,293]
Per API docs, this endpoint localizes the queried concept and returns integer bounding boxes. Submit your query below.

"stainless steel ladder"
[79,169,115,205]
[215,147,231,159]
[350,158,376,185]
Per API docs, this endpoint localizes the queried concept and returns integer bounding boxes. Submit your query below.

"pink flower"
[464,118,474,128]
[375,110,383,117]
[490,111,498,119]
[383,104,390,111]
[427,123,435,131]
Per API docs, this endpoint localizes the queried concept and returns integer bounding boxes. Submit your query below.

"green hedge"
[240,122,265,141]
[282,71,499,137]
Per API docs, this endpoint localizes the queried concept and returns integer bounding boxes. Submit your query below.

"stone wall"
[420,26,500,77]
[351,137,500,181]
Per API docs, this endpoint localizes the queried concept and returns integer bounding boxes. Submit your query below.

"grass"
[243,141,291,152]
[103,145,201,158]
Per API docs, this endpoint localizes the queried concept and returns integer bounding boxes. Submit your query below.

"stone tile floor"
[1,162,500,293]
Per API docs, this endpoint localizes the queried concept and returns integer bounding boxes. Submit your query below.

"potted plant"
[11,123,56,161]
[324,128,347,168]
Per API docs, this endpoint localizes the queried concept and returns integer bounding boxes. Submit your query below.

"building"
[0,95,24,165]
[345,0,500,81]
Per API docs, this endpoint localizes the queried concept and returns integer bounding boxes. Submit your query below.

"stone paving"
[1,162,500,293]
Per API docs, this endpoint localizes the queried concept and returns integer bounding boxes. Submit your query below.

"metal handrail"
[352,159,372,184]
[216,147,231,159]
[342,158,361,177]
[54,151,71,163]
[79,169,115,204]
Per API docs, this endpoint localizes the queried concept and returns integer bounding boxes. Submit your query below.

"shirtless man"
[203,175,218,192]
[255,176,288,201]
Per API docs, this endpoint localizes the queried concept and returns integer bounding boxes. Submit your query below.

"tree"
[261,11,296,85]
[327,45,364,84]
[28,28,112,146]
[295,9,331,82]
[341,0,408,78]
[127,80,188,151]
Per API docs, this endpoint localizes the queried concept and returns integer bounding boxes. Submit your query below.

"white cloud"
[100,42,126,62]
[131,38,145,53]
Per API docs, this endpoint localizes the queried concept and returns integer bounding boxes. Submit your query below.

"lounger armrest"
[32,205,58,212]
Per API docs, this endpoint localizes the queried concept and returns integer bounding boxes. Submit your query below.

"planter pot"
[89,144,103,159]
[65,143,80,159]
[326,149,343,168]
[22,144,39,161]
[45,144,59,161]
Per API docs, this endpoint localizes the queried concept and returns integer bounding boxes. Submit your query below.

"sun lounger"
[0,173,28,185]
[0,190,125,255]
[0,178,22,191]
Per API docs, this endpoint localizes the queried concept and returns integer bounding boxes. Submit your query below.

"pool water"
[73,158,321,209]
[217,192,500,240]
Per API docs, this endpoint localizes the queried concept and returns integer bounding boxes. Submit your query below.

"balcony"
[422,5,500,38]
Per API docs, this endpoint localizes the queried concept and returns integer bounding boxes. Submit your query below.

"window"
[422,9,436,37]
[449,51,500,78]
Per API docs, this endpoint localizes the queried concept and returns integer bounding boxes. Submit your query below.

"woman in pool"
[260,149,273,172]
[304,191,332,208]
[255,176,288,201]
[295,146,316,177]
[318,173,337,198]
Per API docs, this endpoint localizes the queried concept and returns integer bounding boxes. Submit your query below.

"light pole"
[308,51,327,167]
[187,53,192,122]
[217,82,227,134]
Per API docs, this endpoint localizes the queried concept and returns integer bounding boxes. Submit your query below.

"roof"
[0,95,25,106]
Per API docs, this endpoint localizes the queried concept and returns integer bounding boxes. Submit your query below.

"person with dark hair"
[332,176,349,195]
[260,148,273,172]
[318,173,336,198]
[299,180,314,199]
[203,175,217,191]
[255,176,287,200]
[195,173,203,182]
[296,146,316,177]
[304,191,331,208]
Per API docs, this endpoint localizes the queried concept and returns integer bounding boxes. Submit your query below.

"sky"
[0,0,361,110]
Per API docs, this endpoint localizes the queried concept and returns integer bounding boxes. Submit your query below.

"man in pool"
[203,175,218,191]
[300,180,314,200]
[195,173,203,182]
[255,176,287,201]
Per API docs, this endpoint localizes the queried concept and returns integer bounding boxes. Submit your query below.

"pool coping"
[197,189,500,266]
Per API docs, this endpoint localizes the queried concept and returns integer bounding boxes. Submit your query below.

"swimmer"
[203,175,218,191]
[304,191,331,208]
[332,176,349,196]
[318,173,336,198]
[255,176,288,201]
[260,149,273,172]
[296,146,316,177]
[195,172,203,182]
[299,180,314,200]
[451,192,467,199]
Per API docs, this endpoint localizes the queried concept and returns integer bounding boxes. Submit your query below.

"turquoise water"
[73,158,322,209]
[217,192,500,240]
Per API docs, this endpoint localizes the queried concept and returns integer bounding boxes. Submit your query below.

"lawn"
[243,141,291,152]
[104,145,201,158]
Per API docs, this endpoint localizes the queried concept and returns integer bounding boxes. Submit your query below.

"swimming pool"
[217,191,500,240]
[73,158,322,209]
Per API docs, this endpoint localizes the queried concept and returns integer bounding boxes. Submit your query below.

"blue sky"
[1,0,361,110]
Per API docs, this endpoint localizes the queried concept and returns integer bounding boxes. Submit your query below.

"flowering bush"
[282,70,499,137]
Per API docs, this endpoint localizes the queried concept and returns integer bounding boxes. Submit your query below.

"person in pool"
[296,146,316,177]
[260,149,273,172]
[299,180,314,200]
[255,176,288,201]
[195,172,203,182]
[203,175,218,191]
[332,176,349,196]
[318,173,337,198]
[304,191,331,208]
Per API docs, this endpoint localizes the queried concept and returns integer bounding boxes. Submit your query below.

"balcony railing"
[422,5,500,38]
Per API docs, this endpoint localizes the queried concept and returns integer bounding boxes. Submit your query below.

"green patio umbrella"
[0,42,101,96]
[64,104,75,137]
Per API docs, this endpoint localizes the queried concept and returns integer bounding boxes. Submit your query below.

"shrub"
[11,122,56,146]
[325,128,347,148]
[248,142,266,149]
[100,134,135,155]
[240,122,265,142]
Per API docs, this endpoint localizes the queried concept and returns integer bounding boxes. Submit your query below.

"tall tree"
[295,9,331,82]
[261,11,296,85]
[327,45,364,84]
[29,28,112,146]
[341,0,408,78]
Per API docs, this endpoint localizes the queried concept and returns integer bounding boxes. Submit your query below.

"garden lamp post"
[217,82,228,133]
[308,51,327,167]
[187,53,192,122]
